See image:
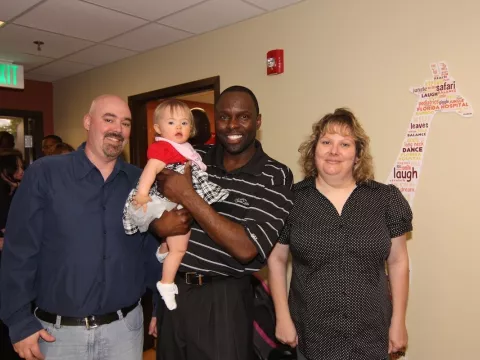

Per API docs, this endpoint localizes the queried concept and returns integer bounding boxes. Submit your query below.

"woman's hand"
[275,316,298,348]
[388,319,408,356]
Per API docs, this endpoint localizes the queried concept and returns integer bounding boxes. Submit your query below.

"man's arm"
[157,163,294,264]
[0,161,46,343]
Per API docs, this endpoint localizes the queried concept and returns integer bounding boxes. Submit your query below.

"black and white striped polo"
[178,141,294,277]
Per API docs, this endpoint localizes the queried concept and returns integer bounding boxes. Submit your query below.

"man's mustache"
[104,132,124,143]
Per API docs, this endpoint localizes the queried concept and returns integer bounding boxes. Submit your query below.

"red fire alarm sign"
[267,49,284,75]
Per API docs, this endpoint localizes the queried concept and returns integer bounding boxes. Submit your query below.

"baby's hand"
[133,194,152,212]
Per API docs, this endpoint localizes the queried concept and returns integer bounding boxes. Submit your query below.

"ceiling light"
[0,21,6,28]
[33,40,44,51]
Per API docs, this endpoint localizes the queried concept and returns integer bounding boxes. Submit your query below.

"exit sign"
[0,62,24,89]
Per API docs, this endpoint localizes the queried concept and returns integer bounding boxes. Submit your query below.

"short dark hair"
[216,85,260,115]
[0,131,15,149]
[43,134,63,143]
[189,108,211,146]
[0,153,22,179]
[52,142,75,155]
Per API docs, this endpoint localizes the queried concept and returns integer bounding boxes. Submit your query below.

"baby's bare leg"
[156,231,190,310]
[161,231,190,284]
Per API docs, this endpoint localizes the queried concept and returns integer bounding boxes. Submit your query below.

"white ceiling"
[0,0,304,83]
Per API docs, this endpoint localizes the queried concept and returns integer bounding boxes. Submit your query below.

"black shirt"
[279,177,413,360]
[0,147,161,343]
[0,181,14,269]
[179,141,294,276]
[0,180,13,229]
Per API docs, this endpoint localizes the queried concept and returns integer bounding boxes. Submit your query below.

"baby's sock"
[156,281,178,310]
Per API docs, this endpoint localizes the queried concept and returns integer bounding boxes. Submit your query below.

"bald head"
[84,94,132,162]
[88,95,129,117]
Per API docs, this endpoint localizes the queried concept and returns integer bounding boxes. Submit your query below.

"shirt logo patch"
[234,198,249,206]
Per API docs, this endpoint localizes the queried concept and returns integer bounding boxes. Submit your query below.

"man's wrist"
[8,315,43,344]
[179,187,200,210]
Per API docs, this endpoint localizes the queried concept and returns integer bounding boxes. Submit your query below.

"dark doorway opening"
[0,109,44,164]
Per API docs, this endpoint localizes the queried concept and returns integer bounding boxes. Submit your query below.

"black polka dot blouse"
[278,177,413,360]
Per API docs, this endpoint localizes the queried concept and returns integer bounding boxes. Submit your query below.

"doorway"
[0,109,44,164]
[128,76,220,167]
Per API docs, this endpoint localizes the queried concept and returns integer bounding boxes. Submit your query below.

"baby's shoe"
[157,281,178,310]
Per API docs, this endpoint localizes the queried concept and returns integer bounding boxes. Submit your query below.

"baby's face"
[154,107,192,144]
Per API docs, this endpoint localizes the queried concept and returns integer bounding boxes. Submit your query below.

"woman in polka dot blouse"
[268,108,412,360]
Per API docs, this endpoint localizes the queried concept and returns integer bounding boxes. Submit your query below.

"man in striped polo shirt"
[154,86,294,360]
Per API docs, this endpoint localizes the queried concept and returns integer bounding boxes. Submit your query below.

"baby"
[123,99,229,310]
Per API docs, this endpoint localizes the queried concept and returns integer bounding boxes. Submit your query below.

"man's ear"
[153,123,161,135]
[83,114,91,131]
[256,114,262,130]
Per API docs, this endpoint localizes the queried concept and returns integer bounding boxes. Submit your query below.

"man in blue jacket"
[0,95,190,360]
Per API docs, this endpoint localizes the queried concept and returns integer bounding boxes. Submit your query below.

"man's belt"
[35,302,137,329]
[178,271,217,286]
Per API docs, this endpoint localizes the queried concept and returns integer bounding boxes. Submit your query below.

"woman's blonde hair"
[153,99,196,138]
[298,108,374,183]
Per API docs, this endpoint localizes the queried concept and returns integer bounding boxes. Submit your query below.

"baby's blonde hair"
[153,99,196,138]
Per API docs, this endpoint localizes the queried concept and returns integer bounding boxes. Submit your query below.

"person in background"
[51,142,75,155]
[154,86,294,360]
[0,95,191,360]
[41,134,63,156]
[268,108,412,360]
[0,131,15,152]
[0,151,24,360]
[189,108,213,146]
[0,152,24,234]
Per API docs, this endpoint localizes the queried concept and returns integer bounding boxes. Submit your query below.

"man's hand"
[148,317,157,338]
[0,228,5,250]
[14,329,55,360]
[156,162,194,204]
[149,209,192,238]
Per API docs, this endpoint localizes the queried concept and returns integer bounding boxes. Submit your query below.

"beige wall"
[54,0,480,358]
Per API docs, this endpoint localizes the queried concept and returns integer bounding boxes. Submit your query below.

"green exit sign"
[0,62,24,89]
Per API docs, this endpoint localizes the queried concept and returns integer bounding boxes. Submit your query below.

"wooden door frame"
[128,76,220,167]
[0,108,44,163]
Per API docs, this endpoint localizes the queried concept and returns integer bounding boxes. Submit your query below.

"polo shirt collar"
[73,142,134,181]
[204,140,268,175]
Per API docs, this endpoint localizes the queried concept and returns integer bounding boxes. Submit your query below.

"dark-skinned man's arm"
[156,162,294,264]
